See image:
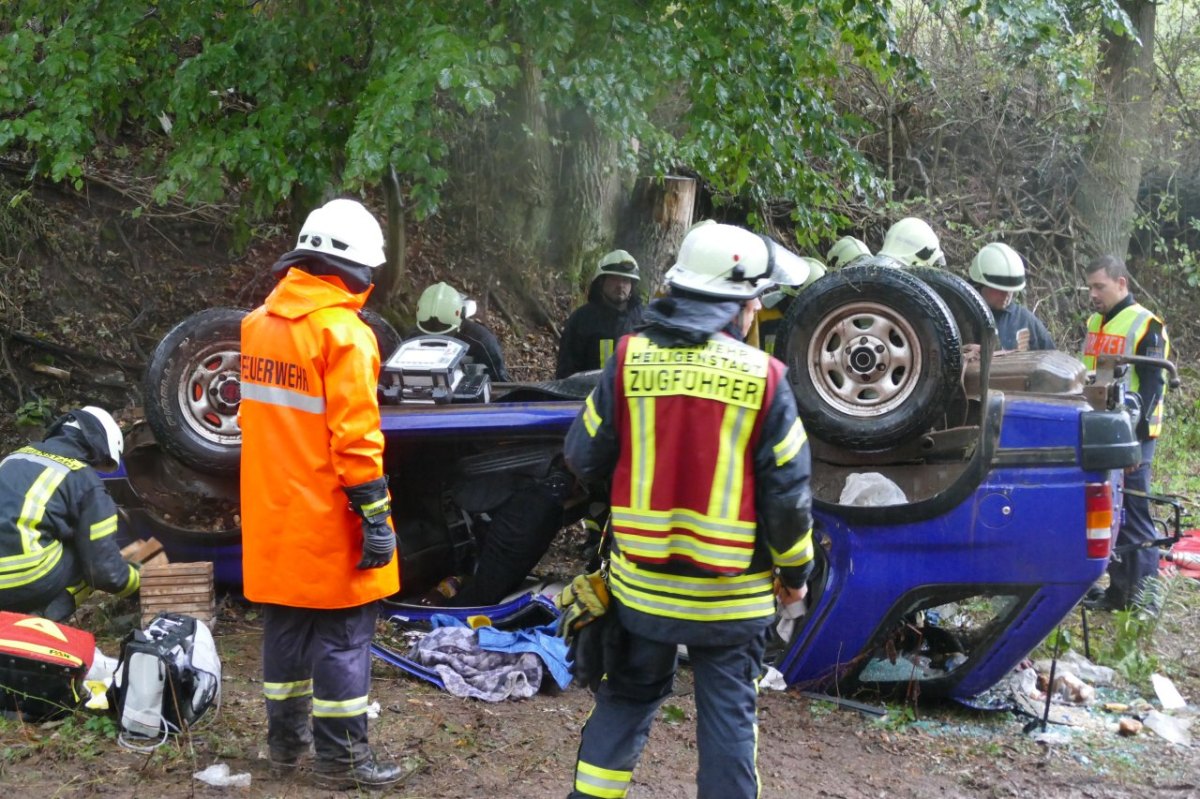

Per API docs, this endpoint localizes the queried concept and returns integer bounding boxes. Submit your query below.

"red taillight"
[1085,482,1113,559]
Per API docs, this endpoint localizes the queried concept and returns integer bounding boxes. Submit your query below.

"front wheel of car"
[143,307,247,476]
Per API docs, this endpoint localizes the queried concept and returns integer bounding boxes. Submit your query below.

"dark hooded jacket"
[0,411,139,612]
[555,279,645,378]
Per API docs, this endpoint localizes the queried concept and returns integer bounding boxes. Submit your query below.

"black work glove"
[344,477,395,570]
[569,612,613,693]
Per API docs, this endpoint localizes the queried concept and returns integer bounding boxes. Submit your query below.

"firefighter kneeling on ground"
[562,222,816,799]
[0,406,140,621]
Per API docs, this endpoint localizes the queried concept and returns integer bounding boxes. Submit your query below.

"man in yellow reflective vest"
[1081,255,1169,613]
[563,222,815,799]
[557,250,644,379]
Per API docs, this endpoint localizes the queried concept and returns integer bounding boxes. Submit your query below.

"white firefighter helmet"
[879,217,945,267]
[592,249,640,284]
[66,406,124,469]
[416,282,477,334]
[295,198,386,268]
[826,236,871,269]
[969,242,1026,292]
[800,256,827,288]
[666,223,805,300]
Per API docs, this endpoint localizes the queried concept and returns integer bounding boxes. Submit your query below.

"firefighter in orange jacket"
[563,223,815,799]
[240,199,408,789]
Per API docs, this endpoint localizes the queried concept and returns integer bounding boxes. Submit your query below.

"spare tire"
[143,308,248,476]
[775,264,962,450]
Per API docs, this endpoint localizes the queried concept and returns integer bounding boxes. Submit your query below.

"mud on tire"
[776,264,962,450]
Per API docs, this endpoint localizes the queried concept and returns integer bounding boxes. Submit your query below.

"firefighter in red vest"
[1081,254,1170,614]
[240,199,409,789]
[562,222,815,799]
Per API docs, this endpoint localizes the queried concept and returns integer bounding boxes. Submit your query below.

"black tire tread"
[143,307,248,476]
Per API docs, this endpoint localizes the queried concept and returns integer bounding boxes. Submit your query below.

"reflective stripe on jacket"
[1083,302,1170,437]
[0,444,137,599]
[611,334,775,576]
[240,269,398,608]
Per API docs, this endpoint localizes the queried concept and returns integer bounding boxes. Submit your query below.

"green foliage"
[0,0,903,243]
[660,703,686,725]
[15,397,53,427]
[1098,604,1159,684]
[82,714,117,740]
[875,702,917,729]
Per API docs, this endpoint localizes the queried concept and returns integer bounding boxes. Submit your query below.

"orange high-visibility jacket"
[239,269,399,608]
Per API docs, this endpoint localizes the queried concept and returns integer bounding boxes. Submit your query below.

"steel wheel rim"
[176,343,242,445]
[806,301,923,417]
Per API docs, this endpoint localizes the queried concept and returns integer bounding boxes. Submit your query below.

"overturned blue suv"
[106,261,1167,702]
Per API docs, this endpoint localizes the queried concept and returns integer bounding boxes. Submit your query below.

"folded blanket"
[410,626,542,702]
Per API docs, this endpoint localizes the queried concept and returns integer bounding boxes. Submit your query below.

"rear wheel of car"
[359,309,403,363]
[905,266,994,346]
[143,307,247,476]
[776,264,963,450]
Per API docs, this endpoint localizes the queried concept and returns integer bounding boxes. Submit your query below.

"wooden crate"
[139,561,215,628]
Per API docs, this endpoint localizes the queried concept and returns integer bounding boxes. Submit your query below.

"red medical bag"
[0,611,95,720]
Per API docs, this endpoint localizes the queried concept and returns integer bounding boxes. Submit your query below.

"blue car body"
[108,353,1137,702]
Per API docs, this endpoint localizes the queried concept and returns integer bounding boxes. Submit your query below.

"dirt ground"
[2,547,1198,799]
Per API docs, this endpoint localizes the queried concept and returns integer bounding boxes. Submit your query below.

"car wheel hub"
[178,347,243,444]
[809,301,922,417]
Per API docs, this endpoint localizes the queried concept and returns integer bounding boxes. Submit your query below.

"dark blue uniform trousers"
[568,622,766,799]
[1107,439,1160,608]
[262,602,378,766]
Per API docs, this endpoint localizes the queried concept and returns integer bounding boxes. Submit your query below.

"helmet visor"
[767,243,810,288]
[601,260,639,278]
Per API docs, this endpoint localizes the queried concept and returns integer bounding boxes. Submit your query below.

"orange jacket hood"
[264,268,372,320]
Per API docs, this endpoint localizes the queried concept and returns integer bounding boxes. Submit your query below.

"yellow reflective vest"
[1082,302,1169,438]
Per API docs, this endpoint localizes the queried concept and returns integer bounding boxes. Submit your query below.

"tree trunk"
[1073,1,1157,260]
[552,106,631,293]
[617,176,697,298]
[491,54,555,258]
[369,165,406,313]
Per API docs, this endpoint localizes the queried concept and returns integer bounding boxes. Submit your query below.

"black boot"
[312,752,416,790]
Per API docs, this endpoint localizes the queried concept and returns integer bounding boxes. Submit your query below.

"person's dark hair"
[1085,254,1128,281]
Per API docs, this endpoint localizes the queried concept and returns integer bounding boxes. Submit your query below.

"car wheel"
[905,266,995,346]
[776,264,962,450]
[143,308,247,475]
[359,309,403,363]
[906,266,996,426]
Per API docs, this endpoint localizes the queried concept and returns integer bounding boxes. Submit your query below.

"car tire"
[359,309,403,363]
[905,266,995,346]
[776,263,963,450]
[143,307,247,475]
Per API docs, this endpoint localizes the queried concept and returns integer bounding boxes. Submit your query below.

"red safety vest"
[609,333,781,576]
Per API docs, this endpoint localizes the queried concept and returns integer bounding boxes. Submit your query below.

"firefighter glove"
[344,477,395,570]
[555,570,610,637]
